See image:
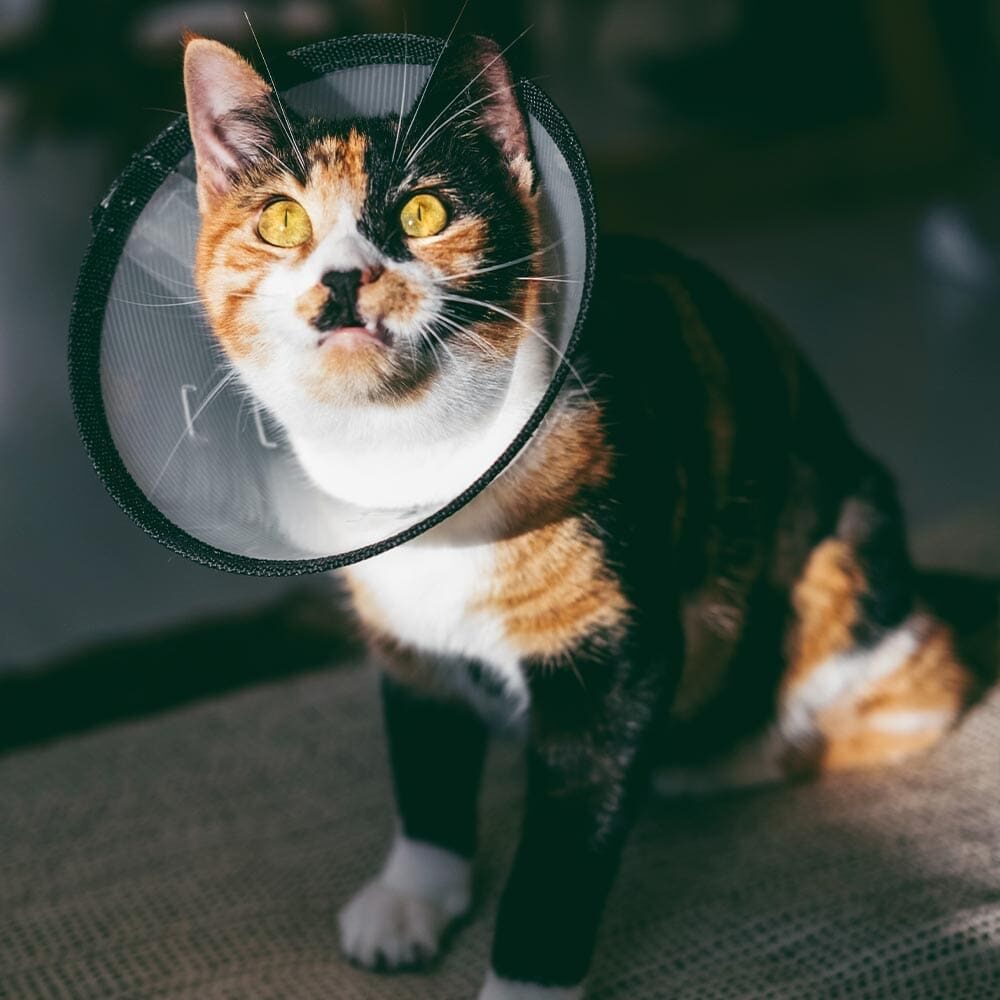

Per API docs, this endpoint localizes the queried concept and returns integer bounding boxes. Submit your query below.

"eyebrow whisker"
[243,11,307,175]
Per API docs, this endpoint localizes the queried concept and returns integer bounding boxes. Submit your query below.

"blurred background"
[1,0,998,679]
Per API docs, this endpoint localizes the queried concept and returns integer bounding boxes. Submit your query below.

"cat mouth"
[316,320,392,350]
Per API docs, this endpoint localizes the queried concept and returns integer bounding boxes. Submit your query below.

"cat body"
[183,34,978,999]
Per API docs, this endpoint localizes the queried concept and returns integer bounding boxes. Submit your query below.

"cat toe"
[338,879,451,970]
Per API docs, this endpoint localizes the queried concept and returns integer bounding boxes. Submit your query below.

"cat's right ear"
[183,35,277,211]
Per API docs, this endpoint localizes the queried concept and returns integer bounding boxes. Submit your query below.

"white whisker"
[405,74,535,167]
[404,26,533,165]
[151,371,237,494]
[515,276,580,284]
[245,137,296,174]
[110,296,204,309]
[244,11,307,174]
[420,320,460,368]
[394,0,471,167]
[433,239,565,283]
[441,293,591,398]
[390,19,409,164]
[435,313,506,362]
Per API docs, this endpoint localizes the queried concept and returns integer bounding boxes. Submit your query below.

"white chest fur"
[345,529,529,710]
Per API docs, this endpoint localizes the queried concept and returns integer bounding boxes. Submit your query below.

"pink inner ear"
[184,39,273,203]
[464,41,534,188]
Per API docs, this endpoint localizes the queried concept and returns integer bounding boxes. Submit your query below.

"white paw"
[478,971,584,1000]
[338,878,452,968]
[338,835,472,969]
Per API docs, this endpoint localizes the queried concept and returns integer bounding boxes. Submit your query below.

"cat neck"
[283,335,553,513]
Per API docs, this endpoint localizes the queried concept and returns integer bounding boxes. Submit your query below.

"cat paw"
[478,971,584,999]
[338,879,451,968]
[338,835,471,970]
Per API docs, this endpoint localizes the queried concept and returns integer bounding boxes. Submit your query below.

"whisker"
[432,239,565,283]
[390,16,409,165]
[515,276,581,284]
[110,296,204,309]
[420,321,460,369]
[405,74,535,167]
[394,0,471,167]
[404,26,534,165]
[414,321,441,366]
[243,11,307,174]
[150,371,237,494]
[110,288,274,309]
[440,293,592,398]
[245,137,296,175]
[435,314,506,362]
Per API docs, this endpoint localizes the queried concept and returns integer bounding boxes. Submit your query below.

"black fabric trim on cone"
[68,33,598,577]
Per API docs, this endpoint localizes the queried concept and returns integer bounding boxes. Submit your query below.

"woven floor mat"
[2,662,999,999]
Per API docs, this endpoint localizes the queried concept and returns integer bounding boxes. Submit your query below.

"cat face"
[184,36,543,436]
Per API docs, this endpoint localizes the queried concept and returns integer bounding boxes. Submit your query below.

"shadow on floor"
[0,570,994,756]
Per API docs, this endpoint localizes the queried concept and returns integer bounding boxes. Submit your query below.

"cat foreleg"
[482,637,679,998]
[338,672,488,969]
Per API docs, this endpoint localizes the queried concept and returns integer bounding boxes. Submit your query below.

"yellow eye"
[258,199,312,248]
[400,193,448,238]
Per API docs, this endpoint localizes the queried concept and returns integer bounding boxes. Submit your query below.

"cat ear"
[183,35,280,210]
[413,35,536,194]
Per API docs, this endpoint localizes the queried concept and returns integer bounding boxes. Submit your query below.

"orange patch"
[479,401,627,664]
[358,269,420,327]
[195,193,272,358]
[501,401,611,527]
[817,726,944,770]
[813,616,973,771]
[307,130,368,215]
[482,516,630,664]
[412,216,489,277]
[785,538,866,688]
[296,284,328,326]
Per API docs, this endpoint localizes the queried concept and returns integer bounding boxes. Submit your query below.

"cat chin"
[271,335,552,513]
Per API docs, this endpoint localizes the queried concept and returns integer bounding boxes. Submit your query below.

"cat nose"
[317,269,363,330]
[321,268,363,300]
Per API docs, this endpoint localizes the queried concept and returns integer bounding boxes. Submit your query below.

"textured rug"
[2,648,1000,999]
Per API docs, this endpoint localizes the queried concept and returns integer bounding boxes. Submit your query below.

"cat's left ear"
[414,35,536,195]
[183,35,283,211]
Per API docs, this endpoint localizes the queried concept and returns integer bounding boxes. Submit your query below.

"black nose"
[316,269,363,330]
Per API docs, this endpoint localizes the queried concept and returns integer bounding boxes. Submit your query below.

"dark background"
[2,0,998,677]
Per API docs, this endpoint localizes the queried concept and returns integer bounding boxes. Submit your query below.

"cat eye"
[257,199,313,248]
[400,193,448,238]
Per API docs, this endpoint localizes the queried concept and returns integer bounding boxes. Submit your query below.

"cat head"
[183,35,546,459]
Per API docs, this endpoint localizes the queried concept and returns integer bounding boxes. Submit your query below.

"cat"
[182,32,980,1000]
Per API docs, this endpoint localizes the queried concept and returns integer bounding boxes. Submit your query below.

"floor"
[2,135,998,667]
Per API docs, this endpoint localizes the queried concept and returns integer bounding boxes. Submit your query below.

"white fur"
[347,521,530,710]
[864,708,954,733]
[779,615,924,747]
[338,834,472,969]
[289,332,550,511]
[654,615,930,797]
[479,971,584,1000]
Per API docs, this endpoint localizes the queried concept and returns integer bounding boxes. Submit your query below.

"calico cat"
[182,32,980,999]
